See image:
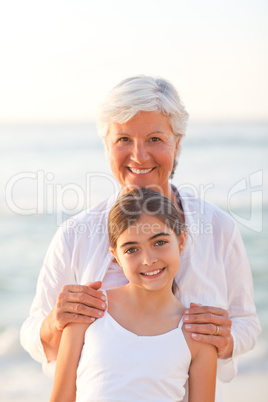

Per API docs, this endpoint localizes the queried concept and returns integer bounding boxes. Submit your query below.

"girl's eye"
[155,240,167,246]
[125,247,137,254]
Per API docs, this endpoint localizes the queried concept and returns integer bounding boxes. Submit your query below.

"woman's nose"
[130,141,150,163]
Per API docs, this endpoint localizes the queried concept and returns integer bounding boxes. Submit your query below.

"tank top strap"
[178,316,184,330]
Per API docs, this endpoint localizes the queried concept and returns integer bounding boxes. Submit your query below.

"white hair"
[96,75,189,139]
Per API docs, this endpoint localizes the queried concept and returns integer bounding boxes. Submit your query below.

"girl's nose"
[142,250,157,266]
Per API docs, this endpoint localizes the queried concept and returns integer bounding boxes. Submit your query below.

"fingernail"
[101,295,106,301]
[98,311,103,316]
[184,315,189,321]
[192,333,198,338]
[185,324,192,329]
[101,303,106,308]
[184,310,189,314]
[91,317,95,321]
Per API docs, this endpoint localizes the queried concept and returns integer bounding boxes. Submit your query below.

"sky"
[0,0,267,123]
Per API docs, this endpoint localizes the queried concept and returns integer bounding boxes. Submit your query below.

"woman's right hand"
[53,281,107,330]
[40,281,106,361]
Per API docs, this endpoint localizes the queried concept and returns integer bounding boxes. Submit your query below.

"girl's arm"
[49,322,91,402]
[187,333,217,402]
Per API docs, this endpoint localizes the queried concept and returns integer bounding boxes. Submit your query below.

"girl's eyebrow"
[150,232,170,240]
[120,241,138,249]
[120,233,170,248]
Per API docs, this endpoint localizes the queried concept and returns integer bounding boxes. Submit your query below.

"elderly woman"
[21,76,261,401]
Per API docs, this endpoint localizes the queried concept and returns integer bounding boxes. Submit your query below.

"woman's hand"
[53,281,107,330]
[183,303,233,359]
[41,281,106,361]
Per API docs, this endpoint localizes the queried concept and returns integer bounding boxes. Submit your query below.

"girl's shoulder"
[182,325,217,362]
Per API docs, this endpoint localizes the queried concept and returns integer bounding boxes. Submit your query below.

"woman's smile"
[127,167,155,175]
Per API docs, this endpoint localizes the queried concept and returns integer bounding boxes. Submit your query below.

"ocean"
[0,121,267,400]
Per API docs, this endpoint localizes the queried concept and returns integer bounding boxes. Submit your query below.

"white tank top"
[76,296,191,402]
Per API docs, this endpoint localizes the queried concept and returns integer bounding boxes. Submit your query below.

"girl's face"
[110,214,186,293]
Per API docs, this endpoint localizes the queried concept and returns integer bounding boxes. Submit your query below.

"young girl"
[50,188,217,402]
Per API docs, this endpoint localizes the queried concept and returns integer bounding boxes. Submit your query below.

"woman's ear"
[174,134,182,158]
[178,231,187,253]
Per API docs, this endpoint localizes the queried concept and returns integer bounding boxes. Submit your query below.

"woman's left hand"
[183,302,233,359]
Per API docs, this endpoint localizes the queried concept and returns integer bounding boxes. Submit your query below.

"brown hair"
[108,188,185,293]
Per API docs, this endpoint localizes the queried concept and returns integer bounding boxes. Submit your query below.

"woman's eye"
[125,247,137,254]
[151,137,161,142]
[118,137,130,142]
[155,240,167,246]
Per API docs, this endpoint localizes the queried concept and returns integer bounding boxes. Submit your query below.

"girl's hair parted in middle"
[108,187,185,250]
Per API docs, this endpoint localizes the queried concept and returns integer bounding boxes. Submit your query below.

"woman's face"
[105,111,180,196]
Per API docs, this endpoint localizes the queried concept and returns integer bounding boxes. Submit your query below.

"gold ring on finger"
[213,325,220,336]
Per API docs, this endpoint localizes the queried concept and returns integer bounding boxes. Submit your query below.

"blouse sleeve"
[20,225,75,377]
[217,222,261,382]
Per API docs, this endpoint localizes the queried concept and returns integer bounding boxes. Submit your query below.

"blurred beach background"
[1,1,268,401]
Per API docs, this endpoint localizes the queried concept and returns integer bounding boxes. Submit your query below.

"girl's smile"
[140,267,165,277]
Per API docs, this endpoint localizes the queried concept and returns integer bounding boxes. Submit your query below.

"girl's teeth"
[143,269,163,276]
